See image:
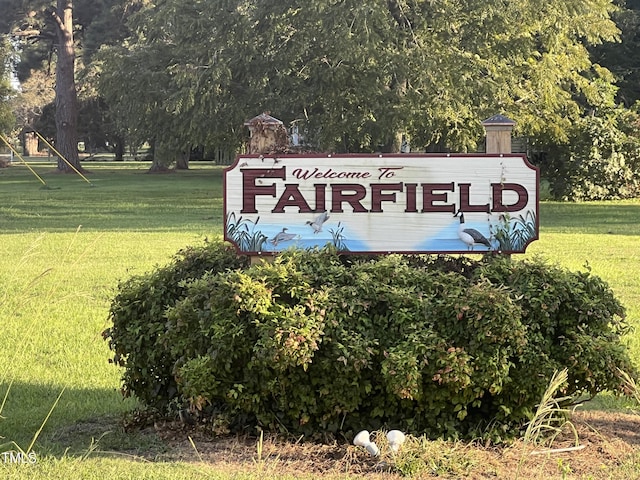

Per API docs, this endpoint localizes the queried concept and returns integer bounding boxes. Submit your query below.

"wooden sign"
[224,154,539,255]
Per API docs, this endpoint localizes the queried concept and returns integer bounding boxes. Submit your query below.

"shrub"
[539,107,640,200]
[470,256,635,436]
[102,240,248,410]
[106,244,635,440]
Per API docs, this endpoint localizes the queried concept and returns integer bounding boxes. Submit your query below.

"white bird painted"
[306,211,330,234]
[269,228,298,246]
[455,211,492,250]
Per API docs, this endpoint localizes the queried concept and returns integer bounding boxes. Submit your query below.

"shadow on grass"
[0,381,160,459]
[47,415,169,461]
[541,202,640,235]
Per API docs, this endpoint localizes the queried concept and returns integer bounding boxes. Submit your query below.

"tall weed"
[0,232,94,456]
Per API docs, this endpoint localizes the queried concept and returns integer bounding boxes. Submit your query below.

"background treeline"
[2,0,640,198]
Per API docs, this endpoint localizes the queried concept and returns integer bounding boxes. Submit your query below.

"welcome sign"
[224,154,539,255]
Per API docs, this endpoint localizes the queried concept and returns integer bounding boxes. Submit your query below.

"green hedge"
[104,244,635,440]
[539,107,640,201]
[103,240,248,409]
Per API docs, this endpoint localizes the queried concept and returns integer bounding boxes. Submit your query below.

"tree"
[11,69,55,134]
[51,0,82,172]
[0,36,16,133]
[97,0,624,155]
[97,40,191,171]
[2,1,82,171]
[96,1,253,170]
[2,0,140,169]
[591,0,640,107]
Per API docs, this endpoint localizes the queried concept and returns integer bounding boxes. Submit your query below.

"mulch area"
[145,410,640,479]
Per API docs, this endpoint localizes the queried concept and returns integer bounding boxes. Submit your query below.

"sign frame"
[223,153,539,255]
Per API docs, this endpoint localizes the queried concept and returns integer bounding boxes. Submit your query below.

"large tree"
[2,0,138,169]
[96,1,253,169]
[52,0,82,172]
[98,0,622,154]
[2,0,82,171]
[591,0,640,107]
[0,37,16,133]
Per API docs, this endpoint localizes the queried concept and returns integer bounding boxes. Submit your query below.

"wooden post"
[481,114,516,154]
[250,253,274,266]
[482,114,516,258]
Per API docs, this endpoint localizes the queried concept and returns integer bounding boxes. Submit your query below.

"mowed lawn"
[1,160,640,479]
[1,161,227,478]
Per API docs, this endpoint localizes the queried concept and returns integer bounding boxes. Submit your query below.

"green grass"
[1,161,640,478]
[0,161,224,232]
[1,162,226,478]
[524,203,640,368]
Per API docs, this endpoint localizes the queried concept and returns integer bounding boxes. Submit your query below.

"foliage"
[539,106,640,200]
[103,240,248,410]
[35,96,122,153]
[0,36,16,132]
[476,256,634,406]
[9,69,55,136]
[521,369,578,448]
[365,431,476,477]
[106,244,636,440]
[1,0,85,171]
[95,0,622,154]
[2,0,140,164]
[590,0,640,107]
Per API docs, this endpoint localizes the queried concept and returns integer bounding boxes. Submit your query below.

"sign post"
[482,114,517,154]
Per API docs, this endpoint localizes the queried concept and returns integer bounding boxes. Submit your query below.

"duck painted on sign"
[269,228,299,247]
[306,211,330,234]
[455,211,492,250]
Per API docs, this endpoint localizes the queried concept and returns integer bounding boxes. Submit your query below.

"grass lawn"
[1,160,640,479]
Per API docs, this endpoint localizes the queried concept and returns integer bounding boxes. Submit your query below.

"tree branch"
[47,5,65,32]
[12,29,41,38]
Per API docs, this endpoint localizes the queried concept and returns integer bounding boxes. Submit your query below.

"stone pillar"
[481,114,516,154]
[244,112,288,154]
[244,113,288,265]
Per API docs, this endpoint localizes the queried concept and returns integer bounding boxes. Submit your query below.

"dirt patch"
[141,410,640,479]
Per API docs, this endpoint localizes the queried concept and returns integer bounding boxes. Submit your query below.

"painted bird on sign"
[306,211,330,234]
[269,228,298,246]
[455,211,492,250]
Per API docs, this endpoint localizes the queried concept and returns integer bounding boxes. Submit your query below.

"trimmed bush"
[103,240,248,410]
[105,244,635,440]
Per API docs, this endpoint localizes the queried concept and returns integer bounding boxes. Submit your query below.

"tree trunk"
[23,131,39,156]
[176,150,189,170]
[53,0,83,173]
[148,140,172,173]
[114,138,125,161]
